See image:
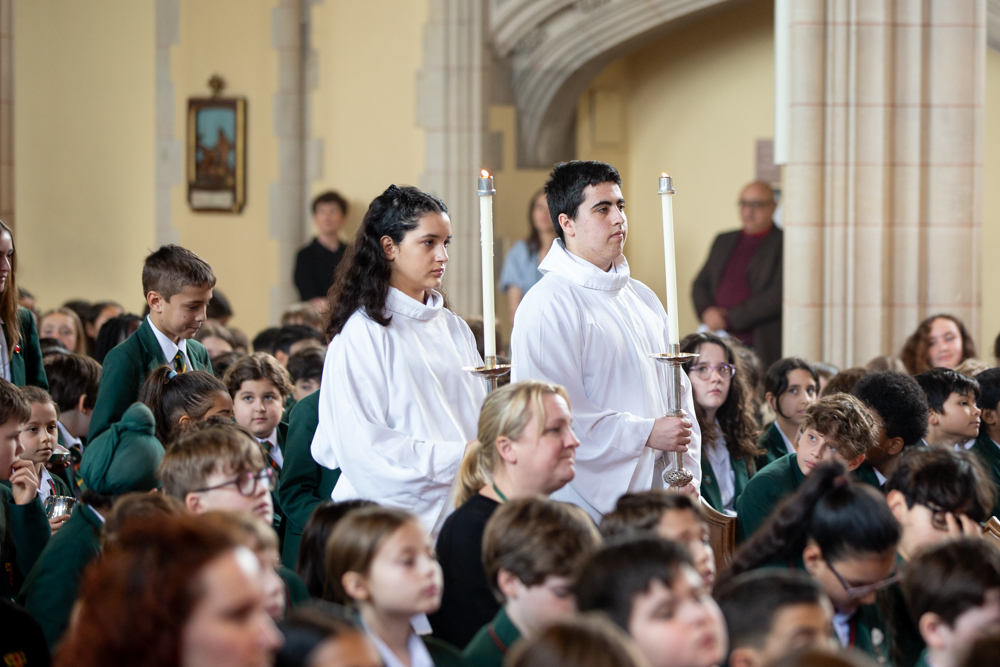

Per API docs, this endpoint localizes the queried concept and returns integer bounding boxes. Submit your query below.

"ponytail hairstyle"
[0,220,20,358]
[325,185,448,338]
[138,366,229,444]
[727,462,900,577]
[455,379,571,507]
[680,332,762,470]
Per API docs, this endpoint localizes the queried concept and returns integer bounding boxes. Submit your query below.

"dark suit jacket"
[692,225,783,367]
[88,318,211,441]
[4,308,48,389]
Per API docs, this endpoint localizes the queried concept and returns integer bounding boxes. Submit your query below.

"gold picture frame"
[187,94,246,213]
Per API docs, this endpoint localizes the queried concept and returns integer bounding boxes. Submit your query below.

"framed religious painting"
[187,76,246,213]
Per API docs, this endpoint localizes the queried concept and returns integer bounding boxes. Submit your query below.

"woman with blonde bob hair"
[428,379,580,648]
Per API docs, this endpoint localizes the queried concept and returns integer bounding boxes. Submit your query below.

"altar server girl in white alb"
[312,185,488,536]
[510,160,701,521]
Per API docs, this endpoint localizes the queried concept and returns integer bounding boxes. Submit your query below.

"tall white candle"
[658,174,679,347]
[477,170,497,360]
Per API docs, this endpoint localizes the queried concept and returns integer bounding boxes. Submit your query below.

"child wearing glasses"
[736,393,877,541]
[903,539,1000,667]
[756,358,819,468]
[680,333,761,515]
[727,462,900,664]
[881,447,994,667]
[157,421,310,607]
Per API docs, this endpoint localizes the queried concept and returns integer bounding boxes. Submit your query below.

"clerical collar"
[539,239,630,292]
[384,287,443,321]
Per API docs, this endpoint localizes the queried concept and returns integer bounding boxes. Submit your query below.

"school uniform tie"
[172,351,187,374]
[260,439,281,472]
[47,477,56,497]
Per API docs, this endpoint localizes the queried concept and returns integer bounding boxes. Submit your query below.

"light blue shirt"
[499,239,544,294]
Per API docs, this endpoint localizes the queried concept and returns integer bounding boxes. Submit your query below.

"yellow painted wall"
[14,0,155,313]
[309,0,429,237]
[577,0,775,341]
[982,48,1000,360]
[169,0,280,338]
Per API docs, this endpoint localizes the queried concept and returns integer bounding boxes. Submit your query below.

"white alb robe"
[510,239,701,517]
[312,288,488,535]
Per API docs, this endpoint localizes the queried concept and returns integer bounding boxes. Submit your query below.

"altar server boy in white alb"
[510,160,701,520]
[312,185,488,536]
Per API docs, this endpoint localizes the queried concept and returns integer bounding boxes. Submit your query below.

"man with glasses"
[692,181,783,367]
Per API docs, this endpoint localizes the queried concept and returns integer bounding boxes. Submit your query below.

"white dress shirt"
[147,316,190,370]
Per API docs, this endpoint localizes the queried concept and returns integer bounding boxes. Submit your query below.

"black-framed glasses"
[689,363,737,380]
[193,468,276,497]
[824,558,900,599]
[737,199,774,209]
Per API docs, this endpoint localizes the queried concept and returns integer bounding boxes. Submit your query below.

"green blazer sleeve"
[278,390,340,567]
[8,308,48,389]
[0,488,51,597]
[19,505,102,647]
[735,454,802,543]
[88,343,147,442]
[186,338,212,373]
[424,636,470,667]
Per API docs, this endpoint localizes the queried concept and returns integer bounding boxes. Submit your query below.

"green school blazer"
[912,649,931,667]
[277,390,340,568]
[88,318,211,442]
[851,463,885,492]
[734,452,805,543]
[700,450,752,514]
[424,636,469,667]
[5,307,48,389]
[19,503,102,647]
[755,422,789,470]
[879,553,924,667]
[970,433,1000,519]
[0,483,50,600]
[848,603,891,665]
[463,606,520,667]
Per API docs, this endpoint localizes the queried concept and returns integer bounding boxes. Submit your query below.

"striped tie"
[262,439,281,472]
[172,351,187,374]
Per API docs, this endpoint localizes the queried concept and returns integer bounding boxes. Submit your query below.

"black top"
[0,598,50,667]
[429,494,501,649]
[294,238,347,302]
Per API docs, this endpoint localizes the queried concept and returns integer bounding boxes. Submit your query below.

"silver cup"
[44,495,76,519]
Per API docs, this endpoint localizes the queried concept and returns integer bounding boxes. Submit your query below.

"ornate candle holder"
[649,344,698,488]
[464,355,512,393]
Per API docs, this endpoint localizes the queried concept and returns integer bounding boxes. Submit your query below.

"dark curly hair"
[325,185,448,338]
[726,462,900,578]
[680,332,761,470]
[900,314,977,375]
[851,371,929,448]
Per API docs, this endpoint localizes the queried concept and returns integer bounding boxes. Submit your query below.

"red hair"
[55,514,238,667]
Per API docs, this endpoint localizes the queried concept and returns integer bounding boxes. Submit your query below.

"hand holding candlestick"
[653,173,696,488]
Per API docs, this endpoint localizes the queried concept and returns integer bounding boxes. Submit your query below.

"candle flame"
[481,169,490,178]
[662,173,668,177]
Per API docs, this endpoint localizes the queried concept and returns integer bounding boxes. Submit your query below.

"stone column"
[783,0,985,367]
[418,0,487,315]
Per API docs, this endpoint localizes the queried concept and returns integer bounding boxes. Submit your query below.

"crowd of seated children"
[139,365,234,444]
[287,347,324,401]
[680,332,761,515]
[757,357,819,466]
[881,446,995,667]
[574,537,728,667]
[506,615,650,667]
[903,539,1000,667]
[714,569,834,667]
[914,368,981,448]
[972,367,1000,518]
[728,462,900,663]
[431,379,579,647]
[463,497,600,666]
[737,393,877,540]
[850,370,930,490]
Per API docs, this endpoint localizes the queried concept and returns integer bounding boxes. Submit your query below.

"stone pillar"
[783,0,985,367]
[418,0,486,315]
[0,0,12,230]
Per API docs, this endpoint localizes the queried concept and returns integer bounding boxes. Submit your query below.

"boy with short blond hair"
[463,496,601,667]
[736,393,878,541]
[89,245,216,442]
[0,379,48,599]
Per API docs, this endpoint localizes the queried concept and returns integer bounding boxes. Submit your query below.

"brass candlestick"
[650,345,698,488]
[464,355,512,393]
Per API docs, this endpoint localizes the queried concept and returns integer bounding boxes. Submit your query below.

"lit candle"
[477,170,497,360]
[658,174,679,346]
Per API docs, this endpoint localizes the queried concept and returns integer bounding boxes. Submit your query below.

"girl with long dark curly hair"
[680,333,761,514]
[899,314,977,375]
[313,185,487,536]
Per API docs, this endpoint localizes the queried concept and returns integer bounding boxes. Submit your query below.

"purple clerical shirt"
[713,230,768,345]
